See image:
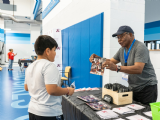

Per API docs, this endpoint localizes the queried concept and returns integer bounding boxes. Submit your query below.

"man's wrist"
[116,65,121,73]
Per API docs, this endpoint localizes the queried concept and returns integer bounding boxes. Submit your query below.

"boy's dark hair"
[34,35,58,55]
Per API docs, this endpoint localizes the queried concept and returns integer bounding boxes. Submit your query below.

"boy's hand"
[67,87,75,96]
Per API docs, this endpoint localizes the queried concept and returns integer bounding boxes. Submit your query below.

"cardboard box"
[102,88,133,105]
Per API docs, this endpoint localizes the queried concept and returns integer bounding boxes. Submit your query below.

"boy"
[24,35,74,120]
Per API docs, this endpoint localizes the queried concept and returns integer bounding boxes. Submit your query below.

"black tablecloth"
[62,89,152,120]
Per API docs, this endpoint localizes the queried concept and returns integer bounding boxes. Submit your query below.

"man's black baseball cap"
[112,25,134,37]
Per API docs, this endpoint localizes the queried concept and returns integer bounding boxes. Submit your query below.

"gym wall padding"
[62,29,69,72]
[80,19,90,88]
[62,13,103,88]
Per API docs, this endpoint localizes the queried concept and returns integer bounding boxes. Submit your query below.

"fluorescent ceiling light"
[4,28,11,31]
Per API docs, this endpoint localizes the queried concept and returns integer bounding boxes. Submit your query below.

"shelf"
[149,49,160,51]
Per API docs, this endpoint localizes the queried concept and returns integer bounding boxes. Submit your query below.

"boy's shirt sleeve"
[43,63,59,85]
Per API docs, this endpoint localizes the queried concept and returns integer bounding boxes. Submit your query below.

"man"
[89,25,158,105]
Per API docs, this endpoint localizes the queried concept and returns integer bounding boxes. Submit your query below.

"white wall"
[30,25,41,56]
[0,0,32,17]
[42,0,145,88]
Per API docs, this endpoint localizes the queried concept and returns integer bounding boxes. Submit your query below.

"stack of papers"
[77,95,100,102]
[86,101,111,110]
[96,109,119,119]
[143,111,152,117]
[114,118,125,120]
[126,114,150,120]
[125,104,145,110]
[74,87,99,92]
[112,107,135,114]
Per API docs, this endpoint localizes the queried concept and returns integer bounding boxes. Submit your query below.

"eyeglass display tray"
[102,88,133,105]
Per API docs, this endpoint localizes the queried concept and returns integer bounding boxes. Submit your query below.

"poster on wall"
[44,29,62,71]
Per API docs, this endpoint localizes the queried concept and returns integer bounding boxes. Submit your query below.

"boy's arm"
[45,84,74,96]
[24,84,28,91]
[44,63,74,96]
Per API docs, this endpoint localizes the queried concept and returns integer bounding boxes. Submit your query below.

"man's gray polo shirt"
[113,40,157,92]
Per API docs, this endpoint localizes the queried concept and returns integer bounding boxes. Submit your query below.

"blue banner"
[5,33,30,44]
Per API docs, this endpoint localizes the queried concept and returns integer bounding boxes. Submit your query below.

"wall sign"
[44,28,62,71]
[42,0,60,19]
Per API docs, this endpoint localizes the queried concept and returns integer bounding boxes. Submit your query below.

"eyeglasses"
[115,32,129,39]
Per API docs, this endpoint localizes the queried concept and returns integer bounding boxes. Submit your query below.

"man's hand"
[102,59,117,71]
[89,54,100,63]
[8,59,9,61]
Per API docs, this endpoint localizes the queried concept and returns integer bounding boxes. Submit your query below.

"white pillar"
[0,18,5,65]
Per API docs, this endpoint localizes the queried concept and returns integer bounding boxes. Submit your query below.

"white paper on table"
[113,107,135,114]
[96,109,119,119]
[74,87,99,92]
[114,118,125,120]
[81,88,87,91]
[125,104,145,110]
[86,87,92,91]
[126,114,150,120]
[91,88,99,90]
[143,111,152,117]
[98,114,111,119]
